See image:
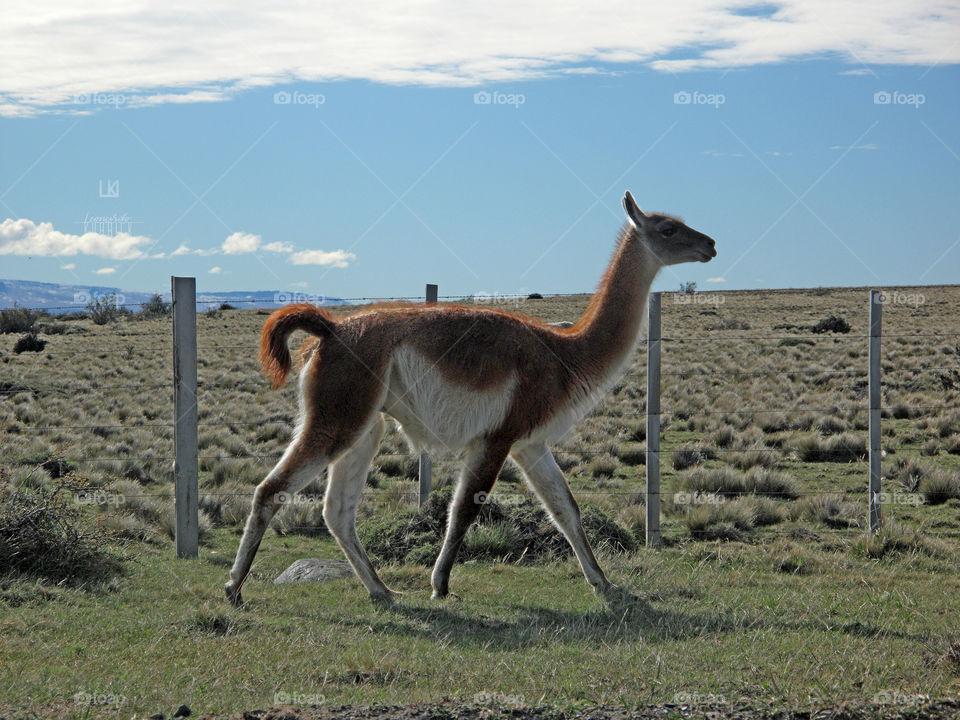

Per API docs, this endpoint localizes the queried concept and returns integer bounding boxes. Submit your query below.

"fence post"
[868,290,882,532]
[172,276,199,558]
[418,283,437,507]
[646,292,662,547]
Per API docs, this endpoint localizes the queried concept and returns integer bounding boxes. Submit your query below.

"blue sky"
[1,2,958,299]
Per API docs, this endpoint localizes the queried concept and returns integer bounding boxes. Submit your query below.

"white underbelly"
[382,346,517,453]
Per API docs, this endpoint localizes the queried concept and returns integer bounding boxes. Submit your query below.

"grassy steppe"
[1,285,959,718]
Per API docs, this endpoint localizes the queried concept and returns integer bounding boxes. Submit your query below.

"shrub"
[683,499,755,541]
[672,443,704,471]
[219,302,236,311]
[854,523,943,559]
[804,495,861,529]
[792,433,866,462]
[35,321,67,335]
[86,293,121,325]
[140,294,171,318]
[728,447,779,471]
[13,334,46,354]
[0,476,122,583]
[677,466,798,500]
[588,453,618,478]
[811,315,851,334]
[359,485,635,565]
[0,305,38,334]
[922,471,960,506]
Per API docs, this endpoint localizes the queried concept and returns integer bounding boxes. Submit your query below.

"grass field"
[2,285,960,719]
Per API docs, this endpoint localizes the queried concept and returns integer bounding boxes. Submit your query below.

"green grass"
[2,527,960,719]
[2,286,960,717]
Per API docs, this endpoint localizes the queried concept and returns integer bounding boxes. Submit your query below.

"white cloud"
[172,243,218,256]
[830,143,879,151]
[707,276,726,283]
[263,241,294,253]
[222,231,261,255]
[94,267,116,275]
[2,2,958,114]
[209,266,222,274]
[60,263,75,270]
[0,218,149,259]
[288,249,356,268]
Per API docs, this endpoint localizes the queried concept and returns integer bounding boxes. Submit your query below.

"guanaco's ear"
[622,191,647,227]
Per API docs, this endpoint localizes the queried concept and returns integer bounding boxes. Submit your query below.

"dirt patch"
[196,698,960,720]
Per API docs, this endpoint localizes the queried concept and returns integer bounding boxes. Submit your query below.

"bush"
[0,475,122,583]
[804,495,861,529]
[140,294,171,318]
[811,315,851,334]
[86,293,121,325]
[922,471,960,506]
[13,333,46,354]
[677,466,798,500]
[672,443,704,471]
[219,303,236,311]
[683,499,755,541]
[792,433,866,462]
[359,485,635,566]
[0,304,38,334]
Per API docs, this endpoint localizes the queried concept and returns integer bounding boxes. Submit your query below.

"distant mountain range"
[0,279,347,313]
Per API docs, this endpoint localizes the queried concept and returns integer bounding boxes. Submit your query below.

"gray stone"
[274,558,353,584]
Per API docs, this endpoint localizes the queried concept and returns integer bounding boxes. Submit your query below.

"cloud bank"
[1,1,957,115]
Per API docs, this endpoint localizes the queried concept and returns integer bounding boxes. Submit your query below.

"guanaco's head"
[622,191,716,265]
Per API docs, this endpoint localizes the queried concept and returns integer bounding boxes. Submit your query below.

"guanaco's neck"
[571,226,662,381]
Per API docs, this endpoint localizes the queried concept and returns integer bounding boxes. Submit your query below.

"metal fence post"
[172,276,199,558]
[646,292,662,547]
[418,283,437,507]
[868,290,882,532]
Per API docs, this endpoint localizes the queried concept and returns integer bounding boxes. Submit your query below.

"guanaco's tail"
[260,303,336,388]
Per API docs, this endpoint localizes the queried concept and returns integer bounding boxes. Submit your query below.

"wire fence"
[3,281,959,543]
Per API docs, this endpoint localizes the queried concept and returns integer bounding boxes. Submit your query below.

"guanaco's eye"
[661,225,677,237]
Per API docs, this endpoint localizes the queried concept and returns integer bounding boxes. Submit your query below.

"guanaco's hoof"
[224,582,243,607]
[371,589,402,605]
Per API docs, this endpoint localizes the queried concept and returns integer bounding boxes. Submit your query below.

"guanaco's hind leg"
[431,439,511,598]
[511,442,611,593]
[323,415,399,601]
[225,444,328,606]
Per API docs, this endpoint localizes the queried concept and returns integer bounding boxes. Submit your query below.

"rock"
[274,558,353,585]
[173,704,191,717]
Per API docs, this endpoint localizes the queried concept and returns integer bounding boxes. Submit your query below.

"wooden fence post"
[869,290,882,532]
[172,276,199,558]
[418,283,437,507]
[646,292,662,547]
